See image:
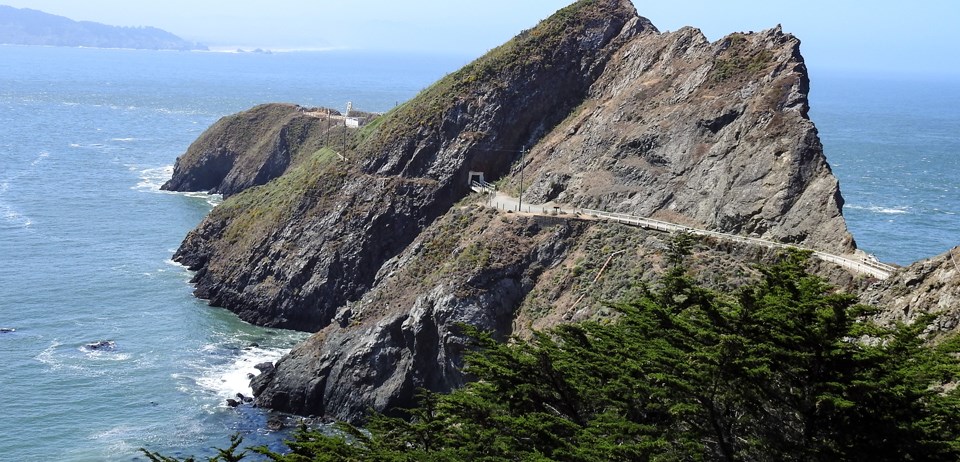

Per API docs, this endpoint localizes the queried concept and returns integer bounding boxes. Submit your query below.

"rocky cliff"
[514,24,854,254]
[168,0,646,331]
[161,104,339,197]
[164,0,887,421]
[862,246,960,338]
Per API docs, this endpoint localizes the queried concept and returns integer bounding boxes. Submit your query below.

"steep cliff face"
[251,207,863,421]
[252,207,590,418]
[862,246,960,337]
[171,0,646,331]
[513,25,854,254]
[165,0,875,422]
[161,103,337,197]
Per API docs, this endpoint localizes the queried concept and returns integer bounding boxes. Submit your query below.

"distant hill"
[0,5,206,50]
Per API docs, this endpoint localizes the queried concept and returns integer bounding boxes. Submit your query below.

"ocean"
[0,45,957,460]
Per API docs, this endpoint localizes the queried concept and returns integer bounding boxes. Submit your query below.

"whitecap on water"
[34,340,132,375]
[845,204,910,215]
[1,202,33,229]
[30,151,49,166]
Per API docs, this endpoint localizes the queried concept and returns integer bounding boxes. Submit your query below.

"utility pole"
[518,145,526,212]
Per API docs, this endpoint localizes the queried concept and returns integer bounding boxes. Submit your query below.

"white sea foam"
[1,202,33,229]
[132,165,223,205]
[134,165,174,191]
[111,137,136,142]
[31,151,49,166]
[181,191,223,207]
[34,340,62,369]
[78,344,132,362]
[846,204,910,215]
[89,426,142,458]
[192,344,290,403]
[35,340,132,377]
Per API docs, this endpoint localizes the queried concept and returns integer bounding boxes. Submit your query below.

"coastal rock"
[861,246,960,337]
[84,340,116,350]
[172,0,647,331]
[253,208,587,419]
[161,103,340,198]
[254,362,275,373]
[514,25,854,253]
[172,0,869,422]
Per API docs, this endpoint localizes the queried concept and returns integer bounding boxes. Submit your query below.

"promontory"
[162,0,960,423]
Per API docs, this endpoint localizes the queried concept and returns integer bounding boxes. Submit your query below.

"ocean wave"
[133,165,174,191]
[156,107,208,116]
[1,202,33,229]
[35,340,133,376]
[845,204,910,215]
[132,165,223,206]
[31,151,49,166]
[189,344,291,404]
[180,191,223,207]
[111,137,136,142]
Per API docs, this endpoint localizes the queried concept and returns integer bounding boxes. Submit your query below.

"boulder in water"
[84,340,116,350]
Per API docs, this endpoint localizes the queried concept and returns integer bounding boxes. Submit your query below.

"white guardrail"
[482,193,895,280]
[577,208,895,280]
[470,181,496,194]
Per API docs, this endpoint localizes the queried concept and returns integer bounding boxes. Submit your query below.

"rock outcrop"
[165,0,879,422]
[514,25,855,254]
[171,0,647,331]
[862,246,960,337]
[162,103,338,197]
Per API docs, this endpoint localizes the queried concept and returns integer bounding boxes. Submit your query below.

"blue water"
[810,71,960,265]
[0,45,465,461]
[0,46,957,461]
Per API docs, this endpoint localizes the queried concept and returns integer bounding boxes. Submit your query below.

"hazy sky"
[4,1,959,76]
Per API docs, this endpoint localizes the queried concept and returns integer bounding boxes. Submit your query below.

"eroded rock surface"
[164,0,894,422]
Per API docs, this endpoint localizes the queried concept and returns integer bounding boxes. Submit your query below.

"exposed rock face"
[166,0,876,422]
[515,25,854,254]
[172,0,647,331]
[862,246,960,337]
[253,207,589,418]
[161,103,337,197]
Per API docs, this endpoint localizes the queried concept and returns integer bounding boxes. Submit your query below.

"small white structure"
[345,101,353,117]
[468,171,485,185]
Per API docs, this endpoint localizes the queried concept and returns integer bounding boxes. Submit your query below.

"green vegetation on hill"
[357,0,614,159]
[712,33,775,82]
[212,147,345,247]
[143,249,960,461]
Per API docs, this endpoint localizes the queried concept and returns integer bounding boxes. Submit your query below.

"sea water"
[0,45,957,460]
[809,71,960,265]
[0,45,466,461]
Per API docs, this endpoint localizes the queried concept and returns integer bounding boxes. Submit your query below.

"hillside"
[162,0,958,423]
[0,5,205,50]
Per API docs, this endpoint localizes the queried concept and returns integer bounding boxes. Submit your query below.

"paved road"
[475,188,895,280]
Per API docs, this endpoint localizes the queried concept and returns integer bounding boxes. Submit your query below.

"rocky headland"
[162,0,959,422]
